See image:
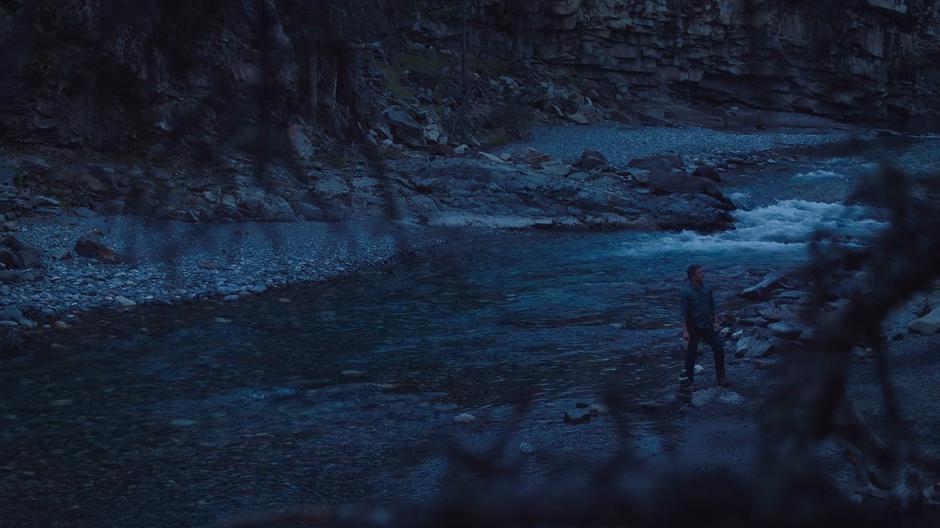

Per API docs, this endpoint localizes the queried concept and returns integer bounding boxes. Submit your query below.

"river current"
[1,134,936,526]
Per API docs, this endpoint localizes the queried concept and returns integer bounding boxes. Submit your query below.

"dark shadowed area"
[1,1,940,527]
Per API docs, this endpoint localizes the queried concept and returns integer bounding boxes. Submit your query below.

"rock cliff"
[416,0,940,122]
[2,1,938,155]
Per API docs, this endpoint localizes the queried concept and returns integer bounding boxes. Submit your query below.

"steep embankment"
[417,0,940,123]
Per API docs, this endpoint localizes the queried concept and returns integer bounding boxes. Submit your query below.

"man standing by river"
[680,264,728,387]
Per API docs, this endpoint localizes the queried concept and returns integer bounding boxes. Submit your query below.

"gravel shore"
[499,124,856,165]
[1,216,454,329]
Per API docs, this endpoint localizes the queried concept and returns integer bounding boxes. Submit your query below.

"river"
[1,133,936,527]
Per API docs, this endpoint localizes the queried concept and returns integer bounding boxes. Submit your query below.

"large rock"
[384,106,426,148]
[692,165,721,182]
[908,308,940,335]
[739,272,788,300]
[768,321,805,340]
[74,231,119,262]
[0,236,41,269]
[512,147,551,167]
[574,149,609,171]
[259,196,297,222]
[286,121,315,161]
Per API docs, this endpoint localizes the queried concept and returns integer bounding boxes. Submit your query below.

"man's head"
[687,264,704,284]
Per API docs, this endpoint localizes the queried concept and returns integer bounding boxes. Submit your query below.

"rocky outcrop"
[415,0,940,122]
[384,152,735,231]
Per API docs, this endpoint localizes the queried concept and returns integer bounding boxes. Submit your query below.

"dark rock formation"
[0,236,41,269]
[74,231,119,263]
[416,0,940,122]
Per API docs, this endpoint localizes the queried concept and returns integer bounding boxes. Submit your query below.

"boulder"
[734,335,754,358]
[567,112,590,124]
[423,122,446,145]
[759,307,795,322]
[691,387,721,407]
[287,121,315,160]
[0,236,41,269]
[260,196,297,222]
[768,321,804,340]
[739,272,788,300]
[512,147,551,167]
[693,164,721,182]
[292,202,326,221]
[750,338,774,357]
[74,231,119,262]
[574,149,609,171]
[908,308,940,335]
[114,296,136,307]
[384,106,426,148]
[643,171,733,211]
[717,391,746,406]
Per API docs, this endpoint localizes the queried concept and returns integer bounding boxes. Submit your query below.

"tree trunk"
[308,48,319,124]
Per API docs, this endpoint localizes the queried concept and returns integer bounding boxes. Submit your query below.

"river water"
[1,135,936,526]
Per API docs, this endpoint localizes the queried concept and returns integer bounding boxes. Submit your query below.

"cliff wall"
[2,0,939,156]
[415,0,940,122]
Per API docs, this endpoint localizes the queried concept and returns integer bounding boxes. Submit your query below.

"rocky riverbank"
[0,122,862,350]
[0,217,458,350]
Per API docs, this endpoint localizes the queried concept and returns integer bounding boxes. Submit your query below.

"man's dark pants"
[684,325,726,383]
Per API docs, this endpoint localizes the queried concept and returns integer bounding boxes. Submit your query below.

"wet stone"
[454,412,476,425]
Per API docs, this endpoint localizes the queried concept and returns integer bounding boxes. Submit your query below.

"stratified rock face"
[417,0,940,120]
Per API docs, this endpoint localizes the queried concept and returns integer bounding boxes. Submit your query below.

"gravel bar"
[1,216,453,326]
[499,125,854,165]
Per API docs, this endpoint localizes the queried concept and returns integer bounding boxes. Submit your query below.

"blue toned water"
[1,135,935,526]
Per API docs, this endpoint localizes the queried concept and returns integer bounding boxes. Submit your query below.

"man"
[680,264,728,387]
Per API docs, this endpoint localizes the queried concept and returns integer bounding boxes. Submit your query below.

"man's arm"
[709,289,719,331]
[679,290,689,340]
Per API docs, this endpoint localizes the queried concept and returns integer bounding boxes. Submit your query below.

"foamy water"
[619,199,887,256]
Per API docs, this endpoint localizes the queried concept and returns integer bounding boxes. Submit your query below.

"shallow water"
[1,135,936,526]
